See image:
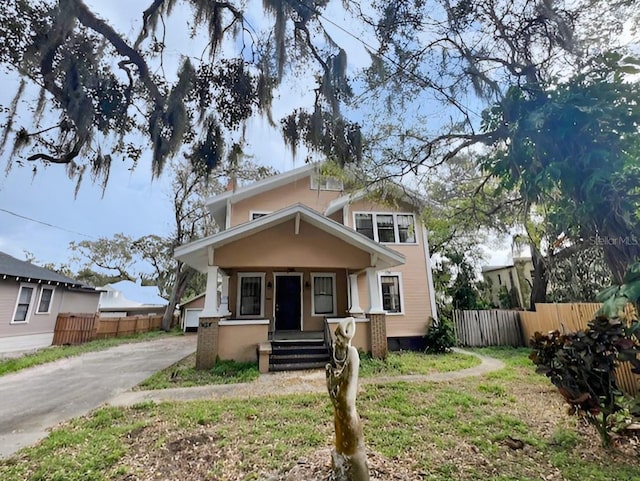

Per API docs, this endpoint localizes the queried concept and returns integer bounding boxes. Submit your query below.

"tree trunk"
[326,318,370,481]
[161,262,193,331]
[529,245,548,309]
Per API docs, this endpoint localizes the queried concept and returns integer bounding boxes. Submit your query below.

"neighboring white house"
[98,279,167,317]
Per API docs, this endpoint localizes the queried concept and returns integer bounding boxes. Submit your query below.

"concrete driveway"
[0,334,195,459]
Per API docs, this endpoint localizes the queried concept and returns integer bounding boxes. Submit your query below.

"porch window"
[237,273,264,317]
[380,274,403,314]
[312,273,336,316]
[354,212,418,244]
[13,284,36,323]
[36,287,55,314]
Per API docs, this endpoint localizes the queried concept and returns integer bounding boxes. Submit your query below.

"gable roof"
[207,163,317,227]
[175,203,406,271]
[0,251,85,287]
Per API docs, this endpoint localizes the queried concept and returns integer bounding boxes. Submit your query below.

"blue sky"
[0,0,513,271]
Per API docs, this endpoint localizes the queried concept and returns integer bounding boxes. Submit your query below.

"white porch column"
[348,273,364,316]
[366,267,385,314]
[219,274,231,316]
[201,265,220,317]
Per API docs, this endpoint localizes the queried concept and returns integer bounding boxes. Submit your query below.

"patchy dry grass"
[1,348,638,481]
[136,355,260,390]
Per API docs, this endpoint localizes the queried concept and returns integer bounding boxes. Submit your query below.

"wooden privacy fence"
[53,313,163,345]
[520,303,640,397]
[453,309,524,347]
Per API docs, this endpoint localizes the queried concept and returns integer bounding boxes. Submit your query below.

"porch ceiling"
[174,203,405,272]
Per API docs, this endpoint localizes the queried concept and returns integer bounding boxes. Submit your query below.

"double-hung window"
[237,273,265,317]
[354,212,417,244]
[311,273,336,316]
[379,274,403,314]
[13,284,36,323]
[36,287,55,314]
[310,174,343,191]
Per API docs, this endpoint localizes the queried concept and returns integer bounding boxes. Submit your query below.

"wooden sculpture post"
[326,318,370,481]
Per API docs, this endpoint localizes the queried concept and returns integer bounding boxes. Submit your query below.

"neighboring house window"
[237,273,265,317]
[354,212,417,244]
[36,287,55,314]
[310,174,344,191]
[379,273,404,314]
[250,211,270,220]
[311,273,336,316]
[498,274,502,285]
[12,284,36,323]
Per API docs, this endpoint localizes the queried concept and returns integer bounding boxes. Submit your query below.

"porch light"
[305,281,311,289]
[267,281,273,289]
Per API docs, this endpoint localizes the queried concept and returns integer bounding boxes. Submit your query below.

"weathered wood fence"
[453,309,524,347]
[454,304,640,396]
[52,313,162,345]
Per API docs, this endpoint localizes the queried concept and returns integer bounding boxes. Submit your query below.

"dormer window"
[310,174,343,191]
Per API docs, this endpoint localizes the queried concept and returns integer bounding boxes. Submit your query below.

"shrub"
[423,317,456,354]
[530,316,640,447]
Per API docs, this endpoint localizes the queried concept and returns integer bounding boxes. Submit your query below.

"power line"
[0,207,97,239]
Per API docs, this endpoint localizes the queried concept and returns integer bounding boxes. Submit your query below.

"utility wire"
[0,207,97,239]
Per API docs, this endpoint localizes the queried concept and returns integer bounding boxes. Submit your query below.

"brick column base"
[369,313,387,359]
[196,317,220,370]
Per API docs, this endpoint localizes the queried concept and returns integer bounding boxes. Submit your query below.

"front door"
[274,274,302,331]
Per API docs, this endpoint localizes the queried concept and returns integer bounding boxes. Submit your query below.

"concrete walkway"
[108,348,504,406]
[0,335,196,459]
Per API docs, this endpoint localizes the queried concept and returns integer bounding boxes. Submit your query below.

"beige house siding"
[226,268,349,332]
[181,295,205,310]
[215,219,371,269]
[218,322,269,362]
[230,178,342,227]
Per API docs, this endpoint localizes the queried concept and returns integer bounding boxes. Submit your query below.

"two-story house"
[174,163,437,372]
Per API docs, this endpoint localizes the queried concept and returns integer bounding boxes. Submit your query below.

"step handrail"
[323,317,333,361]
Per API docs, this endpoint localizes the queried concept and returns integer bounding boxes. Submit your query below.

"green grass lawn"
[2,347,638,480]
[137,349,480,390]
[0,330,182,377]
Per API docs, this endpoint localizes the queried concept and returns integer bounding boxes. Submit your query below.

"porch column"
[219,274,231,317]
[197,264,221,370]
[365,267,387,359]
[348,273,364,317]
[366,267,385,314]
[202,265,220,317]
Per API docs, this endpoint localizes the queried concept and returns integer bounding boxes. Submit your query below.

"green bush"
[423,317,456,353]
[530,316,640,447]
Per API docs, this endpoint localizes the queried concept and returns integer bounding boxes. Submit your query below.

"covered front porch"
[174,204,404,371]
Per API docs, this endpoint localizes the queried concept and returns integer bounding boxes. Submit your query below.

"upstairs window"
[310,174,343,191]
[354,212,417,244]
[250,211,270,220]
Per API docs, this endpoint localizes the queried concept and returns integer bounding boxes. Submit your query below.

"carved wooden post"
[326,318,370,481]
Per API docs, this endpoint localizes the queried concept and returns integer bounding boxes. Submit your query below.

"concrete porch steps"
[269,338,330,372]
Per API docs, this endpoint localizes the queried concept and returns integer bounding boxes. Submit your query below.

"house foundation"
[196,317,219,370]
[369,313,387,359]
